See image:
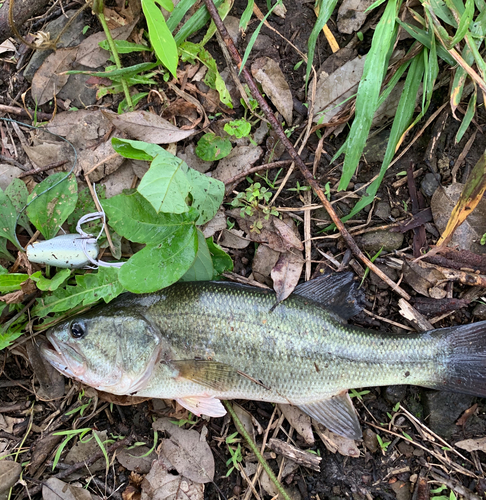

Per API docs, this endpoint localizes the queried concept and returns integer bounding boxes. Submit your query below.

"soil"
[0,0,486,499]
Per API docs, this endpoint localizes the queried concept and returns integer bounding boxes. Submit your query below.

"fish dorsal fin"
[176,395,226,417]
[298,391,362,440]
[171,360,238,391]
[293,272,363,320]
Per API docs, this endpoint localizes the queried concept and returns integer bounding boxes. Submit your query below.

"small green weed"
[376,434,391,453]
[349,389,370,400]
[225,432,243,476]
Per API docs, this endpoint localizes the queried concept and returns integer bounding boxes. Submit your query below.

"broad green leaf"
[119,225,198,293]
[207,237,233,277]
[0,238,14,261]
[137,153,191,214]
[32,267,125,318]
[26,173,78,240]
[156,0,174,12]
[0,309,26,351]
[338,0,399,190]
[6,179,31,236]
[0,271,40,293]
[103,191,198,245]
[0,188,22,250]
[112,137,164,161]
[32,268,71,292]
[186,168,224,225]
[98,40,152,53]
[224,119,251,138]
[142,0,178,77]
[195,133,232,161]
[67,185,106,234]
[118,92,149,114]
[179,229,213,281]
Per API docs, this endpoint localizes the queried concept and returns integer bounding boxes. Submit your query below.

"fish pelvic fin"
[298,390,362,440]
[430,320,486,396]
[171,360,238,391]
[293,272,364,320]
[176,395,226,418]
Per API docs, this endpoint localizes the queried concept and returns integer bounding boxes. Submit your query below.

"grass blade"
[455,89,477,143]
[337,0,400,190]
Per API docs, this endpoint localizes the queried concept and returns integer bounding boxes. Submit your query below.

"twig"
[202,0,411,301]
[0,104,52,121]
[223,160,293,186]
[223,401,291,500]
[0,153,28,171]
[19,160,69,178]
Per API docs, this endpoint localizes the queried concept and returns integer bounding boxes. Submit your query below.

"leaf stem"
[222,401,292,500]
[96,4,133,111]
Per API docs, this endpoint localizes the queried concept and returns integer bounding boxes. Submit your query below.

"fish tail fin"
[435,321,486,396]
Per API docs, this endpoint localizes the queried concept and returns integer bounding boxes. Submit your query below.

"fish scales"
[41,274,486,439]
[137,282,444,403]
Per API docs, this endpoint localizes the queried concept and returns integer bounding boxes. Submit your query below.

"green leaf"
[67,185,105,234]
[224,119,251,138]
[0,309,26,351]
[173,0,224,45]
[119,225,197,292]
[118,92,149,114]
[66,61,159,79]
[240,0,254,30]
[207,237,233,277]
[0,272,39,293]
[32,267,125,318]
[142,0,178,77]
[167,0,197,32]
[179,229,213,281]
[6,179,31,235]
[103,191,198,245]
[0,188,22,250]
[0,238,14,262]
[338,0,399,190]
[156,0,174,11]
[26,173,78,240]
[31,268,71,292]
[195,133,232,161]
[455,89,477,143]
[186,168,224,225]
[112,137,164,161]
[98,40,152,53]
[137,153,191,214]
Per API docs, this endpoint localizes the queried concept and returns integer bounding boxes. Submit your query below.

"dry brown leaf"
[337,0,375,34]
[23,141,73,169]
[31,47,78,105]
[42,478,94,500]
[102,110,195,144]
[252,244,280,284]
[314,424,359,457]
[212,145,263,189]
[117,446,157,474]
[251,57,293,125]
[432,182,486,254]
[278,404,315,445]
[271,250,304,303]
[436,151,486,248]
[153,418,214,484]
[402,260,445,297]
[76,20,138,68]
[0,460,21,495]
[218,228,251,249]
[273,217,304,251]
[455,437,486,452]
[141,459,204,500]
[78,140,124,182]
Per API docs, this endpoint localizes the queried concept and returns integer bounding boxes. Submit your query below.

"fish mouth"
[41,332,87,378]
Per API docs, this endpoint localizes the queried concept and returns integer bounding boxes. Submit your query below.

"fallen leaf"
[218,228,251,249]
[42,478,94,500]
[456,404,478,426]
[337,0,375,34]
[431,182,486,254]
[0,460,21,495]
[153,418,214,483]
[271,250,304,302]
[437,151,486,248]
[76,20,138,68]
[78,139,125,182]
[64,430,108,474]
[252,244,280,285]
[455,437,486,452]
[31,47,78,105]
[251,57,293,125]
[23,141,73,169]
[103,110,195,144]
[402,260,445,297]
[0,164,24,191]
[313,424,359,457]
[201,207,226,238]
[141,458,204,500]
[273,217,304,251]
[212,145,263,189]
[278,405,315,445]
[117,446,157,474]
[233,404,255,441]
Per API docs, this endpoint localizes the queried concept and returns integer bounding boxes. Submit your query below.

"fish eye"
[70,322,86,339]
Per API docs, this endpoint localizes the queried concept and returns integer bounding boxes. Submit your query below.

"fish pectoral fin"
[176,395,226,418]
[298,390,362,440]
[171,360,237,391]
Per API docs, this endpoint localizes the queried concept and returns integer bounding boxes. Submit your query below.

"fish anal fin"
[171,359,237,391]
[298,390,362,440]
[176,395,226,418]
[293,272,363,320]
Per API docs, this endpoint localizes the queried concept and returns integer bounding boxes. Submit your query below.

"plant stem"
[223,401,292,500]
[202,0,411,301]
[96,3,133,111]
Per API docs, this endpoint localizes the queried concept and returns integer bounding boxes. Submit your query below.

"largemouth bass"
[41,273,486,439]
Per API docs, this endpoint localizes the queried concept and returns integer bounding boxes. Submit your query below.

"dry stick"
[223,160,293,186]
[0,104,52,121]
[19,160,69,178]
[202,0,411,300]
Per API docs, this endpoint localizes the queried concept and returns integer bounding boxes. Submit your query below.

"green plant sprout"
[349,389,370,400]
[255,168,283,190]
[225,431,244,476]
[376,434,391,453]
[287,181,312,194]
[170,412,199,427]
